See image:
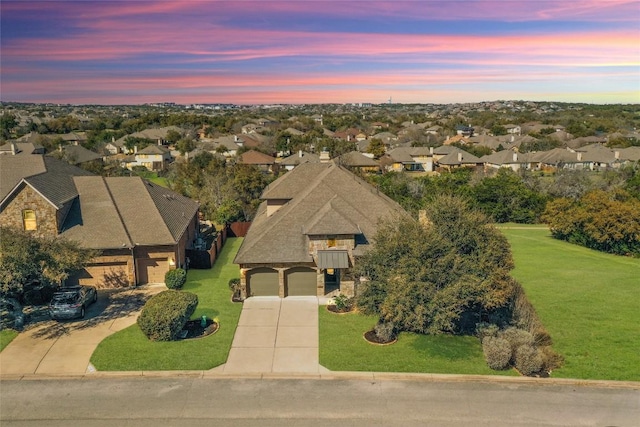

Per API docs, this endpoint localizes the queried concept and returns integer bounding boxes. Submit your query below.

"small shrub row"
[480,326,562,376]
[165,268,187,290]
[137,290,198,341]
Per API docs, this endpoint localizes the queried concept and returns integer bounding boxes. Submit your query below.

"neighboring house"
[112,126,182,153]
[505,124,522,135]
[435,147,483,172]
[335,151,380,173]
[481,149,529,172]
[234,162,405,298]
[55,143,103,166]
[455,125,474,137]
[383,147,434,172]
[526,148,589,171]
[127,144,172,171]
[0,141,45,155]
[280,151,320,171]
[211,135,241,157]
[238,150,278,173]
[0,154,199,287]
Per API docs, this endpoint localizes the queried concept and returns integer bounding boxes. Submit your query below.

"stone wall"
[0,184,59,238]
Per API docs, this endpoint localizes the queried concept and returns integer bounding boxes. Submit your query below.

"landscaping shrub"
[500,327,534,356]
[482,336,512,370]
[137,290,198,341]
[540,345,564,373]
[333,294,353,312]
[165,268,187,290]
[228,278,240,291]
[374,321,396,342]
[475,322,499,340]
[515,344,544,376]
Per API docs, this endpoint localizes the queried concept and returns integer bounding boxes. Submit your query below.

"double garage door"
[247,267,317,297]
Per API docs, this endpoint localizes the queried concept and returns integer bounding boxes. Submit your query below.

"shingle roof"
[59,145,103,164]
[480,149,529,165]
[239,150,275,165]
[437,148,482,165]
[60,177,199,249]
[280,151,320,166]
[235,162,404,265]
[336,151,379,167]
[137,144,170,155]
[0,155,46,201]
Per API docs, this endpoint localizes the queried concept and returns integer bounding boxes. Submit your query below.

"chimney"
[112,136,115,143]
[10,142,17,155]
[234,135,239,142]
[429,146,433,155]
[158,138,162,145]
[577,152,582,161]
[614,151,620,159]
[457,152,463,162]
[134,145,138,154]
[298,150,303,158]
[513,152,518,162]
[319,148,331,163]
[74,140,79,146]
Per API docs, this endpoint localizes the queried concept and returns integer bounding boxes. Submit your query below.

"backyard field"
[501,226,640,381]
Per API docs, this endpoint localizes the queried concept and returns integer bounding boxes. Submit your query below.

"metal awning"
[316,250,349,269]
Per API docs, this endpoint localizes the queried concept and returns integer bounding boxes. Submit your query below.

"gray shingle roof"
[0,155,46,202]
[235,162,404,265]
[336,151,379,167]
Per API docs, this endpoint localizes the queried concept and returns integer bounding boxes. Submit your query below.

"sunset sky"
[1,1,639,105]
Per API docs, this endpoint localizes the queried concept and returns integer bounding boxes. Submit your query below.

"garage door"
[286,267,317,296]
[137,258,168,284]
[66,262,129,287]
[247,268,279,296]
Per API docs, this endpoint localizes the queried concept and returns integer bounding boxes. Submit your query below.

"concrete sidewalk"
[217,297,328,375]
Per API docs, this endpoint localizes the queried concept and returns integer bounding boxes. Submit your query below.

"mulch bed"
[363,330,397,345]
[326,304,353,314]
[179,318,219,340]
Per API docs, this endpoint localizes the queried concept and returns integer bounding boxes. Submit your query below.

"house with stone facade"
[0,154,199,287]
[234,162,405,299]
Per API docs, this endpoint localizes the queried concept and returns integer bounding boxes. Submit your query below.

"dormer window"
[22,209,37,231]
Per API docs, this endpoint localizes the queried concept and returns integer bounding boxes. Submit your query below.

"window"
[327,235,336,247]
[22,209,37,231]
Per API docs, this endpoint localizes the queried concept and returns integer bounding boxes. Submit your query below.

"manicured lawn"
[501,228,640,381]
[319,308,517,376]
[135,170,170,188]
[90,238,243,371]
[0,329,19,352]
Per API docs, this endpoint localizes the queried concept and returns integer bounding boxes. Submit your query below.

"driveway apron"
[221,297,324,374]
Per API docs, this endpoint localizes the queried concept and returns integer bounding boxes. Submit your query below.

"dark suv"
[49,286,98,320]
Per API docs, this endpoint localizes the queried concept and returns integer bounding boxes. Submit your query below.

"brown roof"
[60,177,199,249]
[239,150,275,165]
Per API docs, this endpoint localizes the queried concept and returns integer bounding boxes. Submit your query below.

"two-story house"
[234,162,405,298]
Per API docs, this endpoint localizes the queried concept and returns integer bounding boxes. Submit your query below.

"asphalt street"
[1,377,638,426]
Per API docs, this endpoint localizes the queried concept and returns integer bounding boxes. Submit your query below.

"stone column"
[240,268,248,299]
[278,268,286,298]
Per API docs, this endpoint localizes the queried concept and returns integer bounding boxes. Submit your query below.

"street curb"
[2,370,638,390]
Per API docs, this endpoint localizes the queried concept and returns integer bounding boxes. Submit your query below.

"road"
[1,377,638,426]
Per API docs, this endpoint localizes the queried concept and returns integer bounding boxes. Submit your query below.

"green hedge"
[165,268,187,289]
[137,290,198,341]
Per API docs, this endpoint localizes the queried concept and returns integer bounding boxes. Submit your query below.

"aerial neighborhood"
[0,100,638,382]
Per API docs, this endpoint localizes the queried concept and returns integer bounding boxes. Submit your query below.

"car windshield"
[51,292,79,304]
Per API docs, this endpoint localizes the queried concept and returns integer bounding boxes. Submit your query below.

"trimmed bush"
[165,268,187,290]
[137,290,198,341]
[500,327,534,355]
[475,322,499,340]
[333,294,354,312]
[515,344,544,376]
[482,336,512,370]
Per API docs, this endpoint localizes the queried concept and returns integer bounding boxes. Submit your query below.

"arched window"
[22,209,37,230]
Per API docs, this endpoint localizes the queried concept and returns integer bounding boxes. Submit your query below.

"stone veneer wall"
[0,184,59,238]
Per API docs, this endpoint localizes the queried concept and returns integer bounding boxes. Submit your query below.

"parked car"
[49,286,98,320]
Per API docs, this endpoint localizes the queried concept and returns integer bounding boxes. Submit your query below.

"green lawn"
[319,308,517,376]
[135,170,170,188]
[90,238,243,371]
[0,329,19,352]
[501,228,640,381]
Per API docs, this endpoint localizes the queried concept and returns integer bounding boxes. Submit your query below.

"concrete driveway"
[0,285,164,376]
[218,297,328,375]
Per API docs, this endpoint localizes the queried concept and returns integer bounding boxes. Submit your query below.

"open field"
[90,238,243,371]
[501,227,640,381]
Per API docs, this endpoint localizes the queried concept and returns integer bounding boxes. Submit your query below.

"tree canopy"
[0,227,97,303]
[356,195,516,335]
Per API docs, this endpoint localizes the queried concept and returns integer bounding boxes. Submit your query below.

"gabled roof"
[58,144,103,164]
[137,144,170,155]
[336,151,379,167]
[235,162,404,264]
[0,141,44,155]
[239,150,275,165]
[60,177,199,249]
[386,147,415,163]
[437,148,483,165]
[280,151,320,166]
[527,148,580,164]
[480,149,529,165]
[0,155,93,207]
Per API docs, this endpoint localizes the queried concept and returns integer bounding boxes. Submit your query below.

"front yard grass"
[90,237,243,371]
[0,329,19,352]
[501,227,640,381]
[319,308,517,376]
